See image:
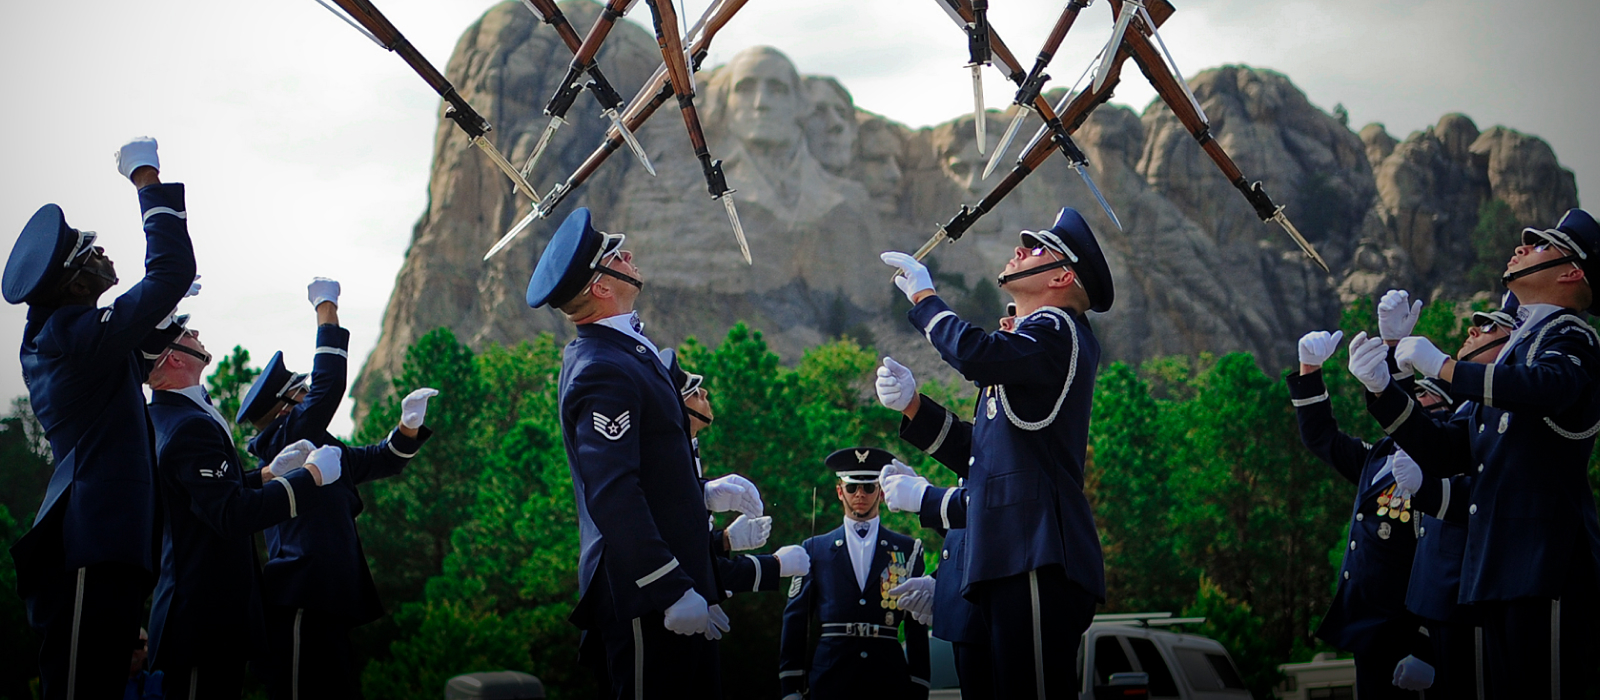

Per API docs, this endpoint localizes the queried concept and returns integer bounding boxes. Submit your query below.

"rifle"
[516,0,654,177]
[985,0,1091,179]
[930,0,1119,229]
[901,0,1171,269]
[1109,0,1329,271]
[643,0,751,265]
[314,0,540,204]
[484,0,751,261]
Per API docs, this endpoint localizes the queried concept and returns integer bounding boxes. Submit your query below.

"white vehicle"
[927,612,1255,700]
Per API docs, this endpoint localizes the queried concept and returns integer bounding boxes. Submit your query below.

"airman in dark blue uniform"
[878,207,1112,698]
[529,208,723,699]
[144,321,337,699]
[234,278,436,699]
[1371,210,1600,698]
[4,138,197,699]
[778,448,930,700]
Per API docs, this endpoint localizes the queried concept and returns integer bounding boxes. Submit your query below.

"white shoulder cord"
[1525,315,1600,440]
[996,307,1078,431]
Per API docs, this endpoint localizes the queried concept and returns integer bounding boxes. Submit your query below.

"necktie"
[856,524,869,539]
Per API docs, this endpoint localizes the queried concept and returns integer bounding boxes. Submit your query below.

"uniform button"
[859,599,866,606]
[1344,571,1350,580]
[942,550,950,560]
[1469,504,1477,515]
[968,456,975,466]
[1350,540,1357,551]
[1478,464,1485,473]
[1420,527,1426,537]
[1478,424,1485,433]
[1356,513,1364,522]
[860,652,869,659]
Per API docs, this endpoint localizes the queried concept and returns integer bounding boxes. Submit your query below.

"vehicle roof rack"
[1091,612,1207,628]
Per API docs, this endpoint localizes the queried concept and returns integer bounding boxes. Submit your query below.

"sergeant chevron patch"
[592,411,631,441]
[789,576,803,598]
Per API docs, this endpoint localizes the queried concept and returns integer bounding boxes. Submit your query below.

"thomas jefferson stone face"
[726,50,804,150]
[804,78,857,172]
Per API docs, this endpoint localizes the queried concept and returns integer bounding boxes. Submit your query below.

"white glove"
[185,275,202,298]
[305,444,343,486]
[880,251,935,303]
[725,514,772,551]
[400,387,438,430]
[115,137,160,180]
[1297,330,1344,367]
[1390,449,1423,501]
[880,472,930,513]
[705,474,763,516]
[704,604,730,641]
[875,357,917,412]
[883,459,918,480]
[1396,336,1450,379]
[266,439,317,478]
[307,277,341,309]
[155,276,203,330]
[1377,290,1424,341]
[775,544,810,577]
[662,588,710,636]
[1391,655,1435,691]
[888,576,935,626]
[1347,332,1391,394]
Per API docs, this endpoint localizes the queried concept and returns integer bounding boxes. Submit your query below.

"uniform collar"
[1500,303,1566,365]
[594,312,659,361]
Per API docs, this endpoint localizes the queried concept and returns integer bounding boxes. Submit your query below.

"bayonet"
[966,0,992,154]
[1093,0,1140,93]
[518,0,654,176]
[984,0,1093,179]
[315,0,541,203]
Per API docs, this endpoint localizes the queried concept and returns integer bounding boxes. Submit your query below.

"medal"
[1377,506,1389,517]
[1399,511,1411,523]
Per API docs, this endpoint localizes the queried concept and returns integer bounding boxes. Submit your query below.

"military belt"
[820,622,898,639]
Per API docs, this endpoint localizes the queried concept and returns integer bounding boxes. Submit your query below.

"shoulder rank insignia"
[591,411,631,441]
[788,576,803,598]
[199,459,230,479]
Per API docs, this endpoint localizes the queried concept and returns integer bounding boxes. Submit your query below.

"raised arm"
[1286,370,1374,485]
[158,415,321,539]
[1365,382,1475,478]
[906,295,1075,387]
[1444,316,1600,416]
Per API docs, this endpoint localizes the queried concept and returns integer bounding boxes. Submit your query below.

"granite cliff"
[352,0,1580,415]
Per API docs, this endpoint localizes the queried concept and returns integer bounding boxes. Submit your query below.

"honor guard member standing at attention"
[234,278,437,700]
[527,208,725,699]
[879,207,1112,698]
[1366,209,1600,698]
[144,320,343,699]
[4,138,198,699]
[778,448,931,700]
[1393,296,1518,698]
[1290,297,1447,698]
[663,351,810,599]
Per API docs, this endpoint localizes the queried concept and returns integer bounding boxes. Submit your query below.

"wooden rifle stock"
[1016,0,1091,103]
[524,0,627,109]
[543,0,632,118]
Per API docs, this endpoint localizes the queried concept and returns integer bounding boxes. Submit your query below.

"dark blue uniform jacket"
[11,184,195,590]
[1408,473,1473,623]
[246,323,431,624]
[559,323,716,626]
[778,523,931,699]
[917,485,982,646]
[147,389,321,669]
[902,298,1104,601]
[1367,310,1600,603]
[1288,370,1442,653]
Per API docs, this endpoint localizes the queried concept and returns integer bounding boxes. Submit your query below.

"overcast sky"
[2,0,1595,436]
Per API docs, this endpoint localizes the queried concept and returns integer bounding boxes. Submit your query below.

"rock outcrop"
[353,0,1581,416]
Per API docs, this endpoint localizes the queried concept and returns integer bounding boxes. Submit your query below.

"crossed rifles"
[313,0,1328,273]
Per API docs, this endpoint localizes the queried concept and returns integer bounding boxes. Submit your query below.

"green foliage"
[205,345,262,464]
[0,397,51,521]
[1470,199,1521,289]
[0,504,37,699]
[1182,577,1277,695]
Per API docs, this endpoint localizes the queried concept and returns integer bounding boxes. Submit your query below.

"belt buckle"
[849,622,872,637]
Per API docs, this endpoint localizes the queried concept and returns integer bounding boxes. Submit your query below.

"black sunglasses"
[843,482,877,494]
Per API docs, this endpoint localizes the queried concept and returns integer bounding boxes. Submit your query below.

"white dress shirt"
[844,516,880,591]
